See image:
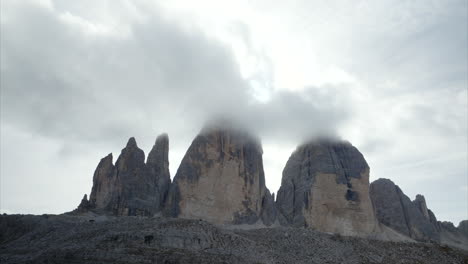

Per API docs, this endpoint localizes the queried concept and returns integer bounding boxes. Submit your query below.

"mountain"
[5,121,462,263]
[276,140,379,236]
[370,178,468,250]
[76,134,171,216]
[165,124,276,225]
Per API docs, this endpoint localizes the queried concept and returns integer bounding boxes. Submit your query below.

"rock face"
[82,135,171,216]
[75,194,91,213]
[276,140,378,236]
[370,178,468,250]
[459,220,468,236]
[146,134,171,210]
[370,179,439,241]
[165,125,276,225]
[413,194,430,220]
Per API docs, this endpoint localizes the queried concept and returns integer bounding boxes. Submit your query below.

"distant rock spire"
[413,194,430,220]
[370,179,439,241]
[147,133,171,209]
[80,135,171,216]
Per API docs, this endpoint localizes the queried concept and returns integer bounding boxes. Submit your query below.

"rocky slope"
[1,214,467,264]
[276,140,379,236]
[165,124,276,225]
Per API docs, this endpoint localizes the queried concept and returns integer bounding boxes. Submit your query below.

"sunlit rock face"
[165,124,276,225]
[276,140,379,236]
[83,135,171,216]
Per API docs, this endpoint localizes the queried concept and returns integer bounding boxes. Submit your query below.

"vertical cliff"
[370,179,439,241]
[276,140,378,236]
[78,135,171,216]
[165,125,276,225]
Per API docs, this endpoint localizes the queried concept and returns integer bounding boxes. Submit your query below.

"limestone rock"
[413,194,430,220]
[428,209,441,231]
[147,134,172,209]
[74,194,91,213]
[84,135,171,216]
[369,179,410,236]
[88,153,116,210]
[439,221,468,250]
[276,139,379,236]
[370,179,439,241]
[458,220,468,236]
[165,125,275,225]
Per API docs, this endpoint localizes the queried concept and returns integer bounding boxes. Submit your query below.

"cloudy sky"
[1,0,467,224]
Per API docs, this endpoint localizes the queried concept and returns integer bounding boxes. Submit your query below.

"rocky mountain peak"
[413,194,430,220]
[370,179,439,241]
[458,220,468,236]
[147,133,171,210]
[147,133,169,166]
[276,139,378,235]
[126,137,138,148]
[165,124,275,225]
[77,134,171,216]
[69,126,468,251]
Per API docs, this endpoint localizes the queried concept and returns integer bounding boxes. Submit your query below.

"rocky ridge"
[77,134,171,216]
[370,178,468,250]
[64,123,468,253]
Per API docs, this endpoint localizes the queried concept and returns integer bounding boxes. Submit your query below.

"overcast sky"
[1,0,467,225]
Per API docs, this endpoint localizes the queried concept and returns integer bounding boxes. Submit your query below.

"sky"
[0,0,467,224]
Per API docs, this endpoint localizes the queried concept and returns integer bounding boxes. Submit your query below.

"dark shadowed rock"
[79,135,171,216]
[369,179,410,236]
[370,179,439,241]
[428,209,441,231]
[261,191,277,226]
[458,220,468,236]
[276,140,378,236]
[413,194,430,220]
[88,153,116,210]
[75,194,90,213]
[147,133,171,210]
[111,137,151,215]
[165,124,276,225]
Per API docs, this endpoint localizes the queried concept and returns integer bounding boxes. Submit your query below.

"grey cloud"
[1,0,466,225]
[0,1,349,150]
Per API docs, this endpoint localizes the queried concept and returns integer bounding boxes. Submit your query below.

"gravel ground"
[1,214,467,264]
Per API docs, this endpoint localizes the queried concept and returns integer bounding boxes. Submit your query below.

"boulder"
[165,124,275,225]
[276,139,378,236]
